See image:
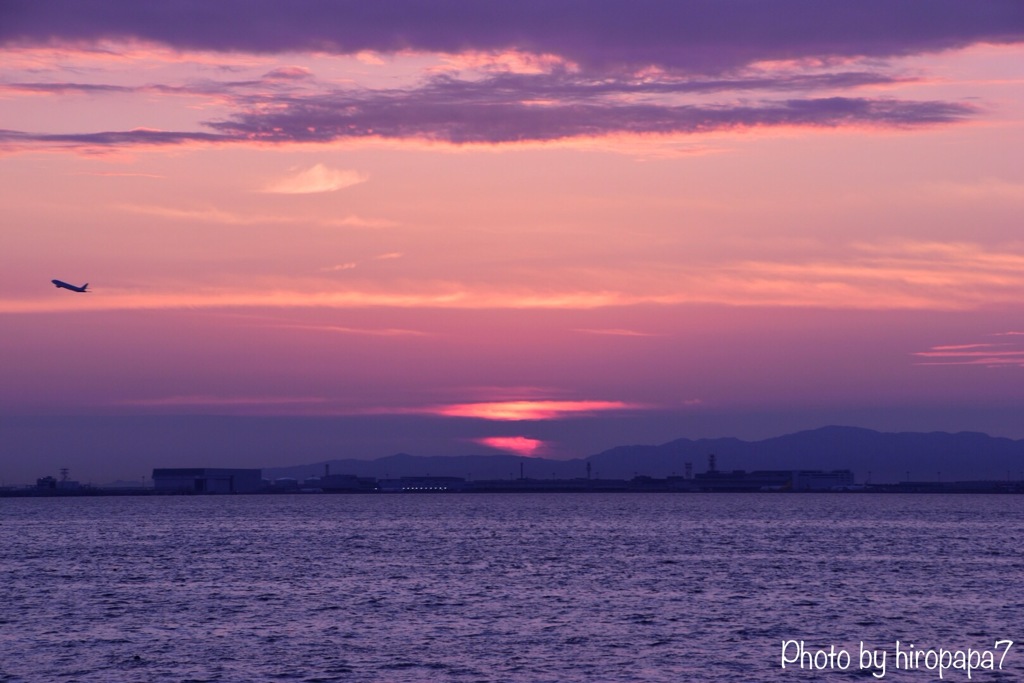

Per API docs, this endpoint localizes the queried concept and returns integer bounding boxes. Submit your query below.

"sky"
[1,1,1023,484]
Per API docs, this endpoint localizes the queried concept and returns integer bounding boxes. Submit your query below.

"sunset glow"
[1,1,1022,483]
[475,436,547,457]
[435,401,637,422]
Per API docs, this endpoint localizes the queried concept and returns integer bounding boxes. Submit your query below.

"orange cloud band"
[434,400,636,421]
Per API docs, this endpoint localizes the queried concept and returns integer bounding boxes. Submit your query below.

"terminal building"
[152,468,262,493]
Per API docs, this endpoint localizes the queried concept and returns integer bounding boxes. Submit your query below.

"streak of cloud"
[315,399,642,421]
[116,203,388,229]
[573,328,660,337]
[73,171,164,178]
[913,335,1024,368]
[116,203,272,225]
[115,395,330,407]
[206,92,975,146]
[261,323,431,337]
[5,240,1024,315]
[325,216,399,229]
[1,95,975,152]
[432,400,638,421]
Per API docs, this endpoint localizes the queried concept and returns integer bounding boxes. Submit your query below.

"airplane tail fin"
[82,283,89,291]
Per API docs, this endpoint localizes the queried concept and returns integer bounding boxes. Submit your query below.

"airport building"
[378,476,469,492]
[152,468,262,493]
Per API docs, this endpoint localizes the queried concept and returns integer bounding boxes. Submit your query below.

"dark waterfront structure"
[152,468,262,494]
[317,473,380,492]
[691,469,855,492]
[341,470,857,493]
[7,461,1020,497]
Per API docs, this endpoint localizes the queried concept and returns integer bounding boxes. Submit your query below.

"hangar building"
[152,468,262,493]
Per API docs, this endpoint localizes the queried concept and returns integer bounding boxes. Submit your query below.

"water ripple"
[1,494,1021,681]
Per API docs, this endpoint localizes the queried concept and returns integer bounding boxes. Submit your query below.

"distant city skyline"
[2,2,1023,483]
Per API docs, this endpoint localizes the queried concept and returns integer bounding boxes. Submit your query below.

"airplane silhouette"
[52,279,89,293]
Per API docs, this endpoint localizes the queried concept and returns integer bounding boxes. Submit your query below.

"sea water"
[1,493,1021,682]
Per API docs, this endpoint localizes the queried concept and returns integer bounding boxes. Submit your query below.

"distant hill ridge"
[264,426,1024,484]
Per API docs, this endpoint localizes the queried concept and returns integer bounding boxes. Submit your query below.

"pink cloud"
[913,336,1024,368]
[262,164,367,194]
[434,400,637,421]
[260,322,430,337]
[475,436,546,457]
[573,328,660,337]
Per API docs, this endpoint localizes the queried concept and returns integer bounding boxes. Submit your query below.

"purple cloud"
[2,1,1022,74]
[417,70,908,100]
[0,128,226,148]
[0,93,974,150]
[0,68,903,101]
[0,3,998,150]
[196,68,974,144]
[208,91,975,144]
[0,82,135,95]
[0,59,978,150]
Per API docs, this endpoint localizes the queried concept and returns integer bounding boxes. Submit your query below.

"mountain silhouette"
[264,426,1024,484]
